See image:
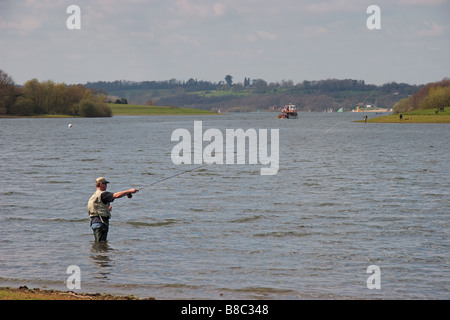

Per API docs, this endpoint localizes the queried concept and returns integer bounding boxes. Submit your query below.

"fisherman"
[87,177,138,242]
[399,113,403,120]
[363,114,368,123]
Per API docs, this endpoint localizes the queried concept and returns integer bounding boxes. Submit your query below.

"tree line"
[393,78,450,113]
[148,77,420,112]
[86,76,418,95]
[86,75,421,112]
[0,70,112,117]
[1,69,426,115]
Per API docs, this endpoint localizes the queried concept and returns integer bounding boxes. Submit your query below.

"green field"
[357,108,450,123]
[108,103,217,115]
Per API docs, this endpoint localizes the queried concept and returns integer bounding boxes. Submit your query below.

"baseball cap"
[96,177,110,184]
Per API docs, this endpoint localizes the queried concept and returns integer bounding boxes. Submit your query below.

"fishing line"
[137,164,208,192]
[302,85,378,146]
[302,111,353,147]
[130,87,379,198]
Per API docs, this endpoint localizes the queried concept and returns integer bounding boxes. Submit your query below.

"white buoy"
[68,124,72,128]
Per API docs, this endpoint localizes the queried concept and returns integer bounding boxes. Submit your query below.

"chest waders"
[88,190,111,242]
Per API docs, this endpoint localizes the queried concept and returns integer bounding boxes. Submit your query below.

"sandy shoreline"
[0,286,155,300]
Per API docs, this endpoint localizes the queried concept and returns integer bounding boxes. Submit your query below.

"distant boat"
[337,107,343,113]
[258,109,261,113]
[278,103,298,119]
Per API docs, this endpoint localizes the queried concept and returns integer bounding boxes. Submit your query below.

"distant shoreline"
[356,115,450,123]
[0,103,218,118]
[107,103,218,116]
[355,110,450,123]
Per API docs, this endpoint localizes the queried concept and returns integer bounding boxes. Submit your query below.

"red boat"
[278,103,298,119]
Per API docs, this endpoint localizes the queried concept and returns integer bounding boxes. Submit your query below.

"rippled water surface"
[1,113,449,299]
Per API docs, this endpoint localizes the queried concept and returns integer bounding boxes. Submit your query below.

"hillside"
[358,78,450,123]
[392,78,450,114]
[86,78,421,113]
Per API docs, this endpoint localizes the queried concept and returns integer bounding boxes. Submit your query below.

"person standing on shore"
[87,177,138,242]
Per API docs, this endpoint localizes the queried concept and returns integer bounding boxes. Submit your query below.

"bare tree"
[0,70,17,114]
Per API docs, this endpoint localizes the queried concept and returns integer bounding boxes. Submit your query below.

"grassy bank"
[0,104,217,118]
[0,286,154,300]
[0,114,75,118]
[356,108,450,123]
[108,103,217,115]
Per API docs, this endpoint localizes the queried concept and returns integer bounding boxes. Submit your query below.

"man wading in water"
[88,177,138,242]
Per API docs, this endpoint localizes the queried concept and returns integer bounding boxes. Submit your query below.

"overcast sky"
[1,0,449,85]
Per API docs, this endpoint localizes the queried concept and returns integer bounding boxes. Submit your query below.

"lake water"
[0,113,448,299]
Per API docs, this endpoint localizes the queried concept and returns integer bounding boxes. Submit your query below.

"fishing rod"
[127,164,208,198]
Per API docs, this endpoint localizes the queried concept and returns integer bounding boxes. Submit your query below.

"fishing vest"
[88,189,111,218]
